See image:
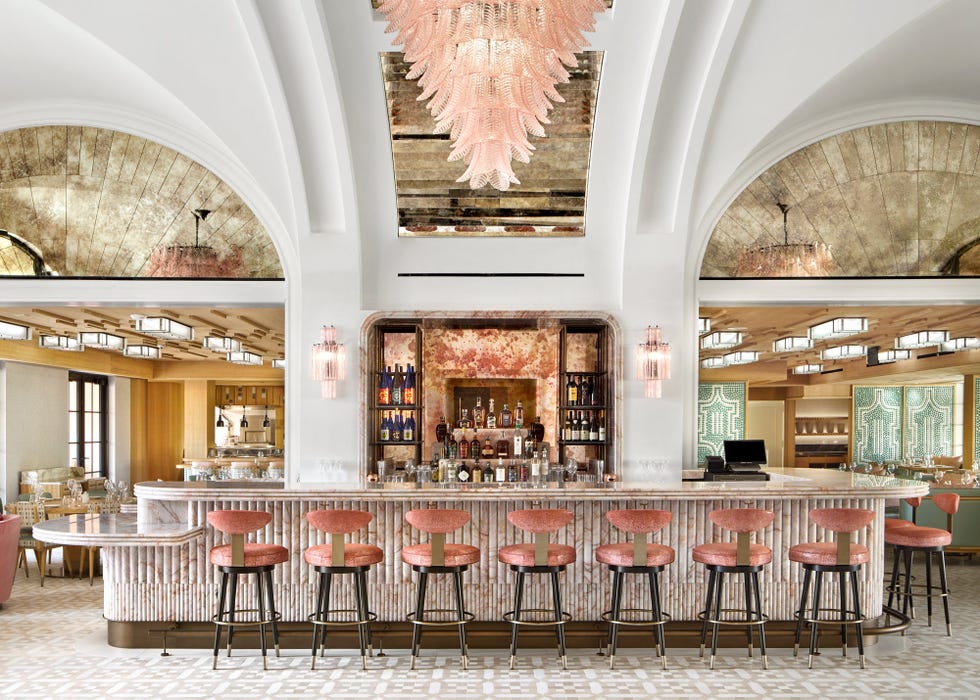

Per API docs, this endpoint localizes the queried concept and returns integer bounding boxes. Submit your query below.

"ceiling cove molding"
[688,98,980,288]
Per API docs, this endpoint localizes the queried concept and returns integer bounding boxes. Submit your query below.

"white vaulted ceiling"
[0,0,978,302]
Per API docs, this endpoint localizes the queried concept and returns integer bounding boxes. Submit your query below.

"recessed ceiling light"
[700,356,725,369]
[772,336,812,352]
[123,344,162,359]
[271,358,286,369]
[820,344,866,361]
[722,350,759,365]
[133,316,194,341]
[895,330,949,349]
[700,331,743,350]
[792,363,823,374]
[698,317,711,335]
[39,334,82,351]
[78,331,125,351]
[203,335,242,353]
[227,350,262,365]
[808,317,868,340]
[941,336,979,352]
[877,349,912,364]
[0,320,32,340]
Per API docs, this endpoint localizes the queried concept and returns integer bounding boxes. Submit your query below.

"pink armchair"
[0,514,21,606]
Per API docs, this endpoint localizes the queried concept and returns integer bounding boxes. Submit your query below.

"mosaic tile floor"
[2,557,980,699]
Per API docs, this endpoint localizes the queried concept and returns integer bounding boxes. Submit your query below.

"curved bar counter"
[37,469,926,647]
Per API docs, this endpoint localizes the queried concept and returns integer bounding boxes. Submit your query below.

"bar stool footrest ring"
[308,609,378,628]
[601,609,671,628]
[212,608,282,628]
[795,607,866,626]
[503,608,572,627]
[696,608,768,627]
[406,608,475,627]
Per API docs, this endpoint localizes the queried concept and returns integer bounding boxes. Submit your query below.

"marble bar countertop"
[135,468,927,502]
[33,513,204,546]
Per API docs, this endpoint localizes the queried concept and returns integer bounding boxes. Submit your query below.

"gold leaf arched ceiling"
[0,125,283,278]
[701,120,980,278]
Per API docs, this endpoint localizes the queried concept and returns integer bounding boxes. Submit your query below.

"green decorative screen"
[697,382,745,464]
[853,386,903,462]
[853,384,955,462]
[975,377,980,464]
[904,385,954,460]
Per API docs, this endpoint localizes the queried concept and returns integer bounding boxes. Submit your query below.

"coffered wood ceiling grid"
[699,305,980,386]
[701,121,980,278]
[0,306,283,363]
[0,126,283,278]
[382,51,602,237]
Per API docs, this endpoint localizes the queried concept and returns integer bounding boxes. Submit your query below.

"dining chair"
[14,500,72,585]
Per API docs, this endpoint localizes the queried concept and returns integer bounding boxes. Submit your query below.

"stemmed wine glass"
[404,459,417,483]
[564,458,578,482]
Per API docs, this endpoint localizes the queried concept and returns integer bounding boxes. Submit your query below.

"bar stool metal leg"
[752,571,768,669]
[226,571,238,655]
[264,569,280,656]
[310,571,329,668]
[255,569,269,670]
[807,570,823,669]
[838,569,848,657]
[793,567,812,657]
[452,570,469,669]
[699,568,716,658]
[850,570,866,669]
[608,570,623,668]
[509,571,525,670]
[925,551,934,627]
[709,570,725,670]
[938,549,951,636]
[212,571,229,669]
[743,571,755,657]
[409,571,428,670]
[649,570,667,669]
[550,570,568,670]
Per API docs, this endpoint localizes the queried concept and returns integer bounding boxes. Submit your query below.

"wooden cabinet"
[557,323,608,467]
[215,384,284,407]
[368,324,423,469]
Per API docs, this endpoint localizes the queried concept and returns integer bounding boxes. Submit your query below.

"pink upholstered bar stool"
[304,510,383,670]
[207,509,288,670]
[885,492,958,635]
[402,509,479,670]
[498,508,576,670]
[884,496,922,531]
[596,509,675,670]
[693,507,774,670]
[789,508,874,669]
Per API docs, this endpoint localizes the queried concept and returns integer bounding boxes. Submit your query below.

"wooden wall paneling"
[129,379,148,483]
[146,382,184,481]
[182,380,209,460]
[784,398,797,468]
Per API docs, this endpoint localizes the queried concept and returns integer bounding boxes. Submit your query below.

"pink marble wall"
[423,326,560,451]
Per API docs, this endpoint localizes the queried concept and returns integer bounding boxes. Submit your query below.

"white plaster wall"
[110,376,131,484]
[747,400,785,470]
[1,362,69,503]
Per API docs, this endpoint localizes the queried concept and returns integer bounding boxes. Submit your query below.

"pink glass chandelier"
[311,325,346,399]
[636,325,671,399]
[146,209,246,278]
[379,0,606,191]
[734,203,834,277]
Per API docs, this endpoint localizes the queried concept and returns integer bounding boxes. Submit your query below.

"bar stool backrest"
[708,508,773,567]
[307,509,372,567]
[933,492,960,534]
[405,509,470,567]
[508,509,573,567]
[606,509,671,567]
[207,510,272,567]
[809,507,874,566]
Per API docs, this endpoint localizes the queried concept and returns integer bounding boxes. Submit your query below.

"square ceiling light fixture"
[895,330,949,349]
[941,336,979,352]
[876,349,912,364]
[700,356,726,369]
[698,317,711,334]
[700,331,743,350]
[723,350,759,365]
[39,334,82,351]
[124,344,162,359]
[808,317,868,340]
[271,358,286,369]
[792,363,823,375]
[78,331,125,351]
[772,336,813,352]
[820,345,866,361]
[133,315,194,341]
[227,350,262,366]
[203,335,242,353]
[0,320,31,340]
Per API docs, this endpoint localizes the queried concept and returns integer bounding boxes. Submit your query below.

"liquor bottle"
[457,461,470,482]
[458,408,472,429]
[472,397,485,428]
[379,412,391,441]
[486,398,497,429]
[581,375,594,406]
[570,413,580,441]
[519,460,529,482]
[391,364,403,405]
[513,428,523,457]
[531,416,545,442]
[403,364,416,405]
[524,434,535,460]
[459,429,470,458]
[483,461,495,483]
[565,374,578,406]
[447,430,458,459]
[471,460,481,483]
[563,413,572,441]
[578,410,585,439]
[507,459,518,483]
[589,412,599,441]
[392,411,403,441]
[530,453,542,482]
[435,416,448,443]
[481,437,495,459]
[514,400,525,429]
[377,367,390,406]
[598,411,606,441]
[470,433,481,461]
[499,403,513,428]
[496,431,510,458]
[496,458,507,483]
[403,412,415,442]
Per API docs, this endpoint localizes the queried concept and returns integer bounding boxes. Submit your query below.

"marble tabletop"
[33,513,203,546]
[135,468,928,502]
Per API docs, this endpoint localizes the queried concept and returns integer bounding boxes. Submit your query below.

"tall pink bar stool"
[885,492,959,634]
[498,508,576,670]
[304,509,383,670]
[884,496,922,531]
[402,509,479,670]
[207,509,288,670]
[596,509,674,670]
[693,507,773,670]
[789,508,874,669]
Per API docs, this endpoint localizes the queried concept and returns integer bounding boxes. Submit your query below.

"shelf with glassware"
[368,324,424,466]
[558,323,609,466]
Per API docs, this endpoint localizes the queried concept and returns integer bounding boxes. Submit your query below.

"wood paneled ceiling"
[0,126,283,278]
[699,305,980,387]
[0,306,283,363]
[701,121,980,278]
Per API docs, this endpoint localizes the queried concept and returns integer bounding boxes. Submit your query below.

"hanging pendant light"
[735,202,834,277]
[240,405,248,429]
[262,405,271,428]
